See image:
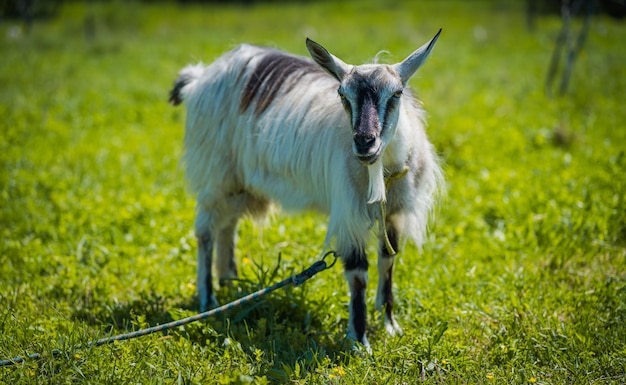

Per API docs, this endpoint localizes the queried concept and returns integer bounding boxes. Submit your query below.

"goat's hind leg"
[204,191,267,305]
[376,222,403,336]
[195,198,242,311]
[195,209,218,312]
[214,191,268,284]
[215,219,238,286]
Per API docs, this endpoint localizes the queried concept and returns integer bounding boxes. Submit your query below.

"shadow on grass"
[71,275,347,376]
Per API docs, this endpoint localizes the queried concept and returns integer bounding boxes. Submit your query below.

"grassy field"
[1,0,625,383]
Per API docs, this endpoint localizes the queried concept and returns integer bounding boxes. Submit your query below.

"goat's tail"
[168,63,205,106]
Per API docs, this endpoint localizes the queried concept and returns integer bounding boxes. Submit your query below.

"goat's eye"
[338,91,350,107]
[392,90,403,98]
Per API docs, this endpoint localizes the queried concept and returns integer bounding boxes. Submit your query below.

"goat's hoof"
[199,294,219,312]
[384,318,403,337]
[344,334,372,355]
[376,307,403,337]
[218,276,237,287]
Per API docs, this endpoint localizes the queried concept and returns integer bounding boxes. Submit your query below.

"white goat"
[169,30,443,350]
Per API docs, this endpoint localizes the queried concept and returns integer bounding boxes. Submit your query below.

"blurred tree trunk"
[545,0,594,96]
[16,0,37,33]
[84,0,96,42]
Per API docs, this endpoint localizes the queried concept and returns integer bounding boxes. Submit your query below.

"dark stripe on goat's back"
[240,51,323,115]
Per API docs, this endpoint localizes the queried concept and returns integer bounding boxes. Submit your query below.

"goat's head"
[306,30,441,165]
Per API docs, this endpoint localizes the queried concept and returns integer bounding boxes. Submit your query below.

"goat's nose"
[354,133,376,151]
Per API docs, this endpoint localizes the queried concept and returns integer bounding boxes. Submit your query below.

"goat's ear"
[394,29,442,85]
[306,38,350,82]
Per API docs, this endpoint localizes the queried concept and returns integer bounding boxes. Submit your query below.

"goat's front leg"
[376,222,403,336]
[344,250,370,352]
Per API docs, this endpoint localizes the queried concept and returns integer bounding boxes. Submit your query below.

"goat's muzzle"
[353,133,381,165]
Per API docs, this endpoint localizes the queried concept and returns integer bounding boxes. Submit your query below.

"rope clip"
[293,251,338,286]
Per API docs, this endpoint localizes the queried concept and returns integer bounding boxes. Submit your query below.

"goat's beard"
[367,157,386,204]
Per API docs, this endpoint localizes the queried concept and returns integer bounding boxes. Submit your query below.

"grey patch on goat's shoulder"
[240,50,325,115]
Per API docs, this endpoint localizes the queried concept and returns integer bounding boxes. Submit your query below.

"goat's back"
[175,45,361,215]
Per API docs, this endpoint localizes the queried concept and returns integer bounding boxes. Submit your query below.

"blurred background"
[1,1,625,382]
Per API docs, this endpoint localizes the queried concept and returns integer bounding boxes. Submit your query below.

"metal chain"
[1,251,337,367]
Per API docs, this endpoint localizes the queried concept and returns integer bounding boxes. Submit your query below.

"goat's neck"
[382,121,412,176]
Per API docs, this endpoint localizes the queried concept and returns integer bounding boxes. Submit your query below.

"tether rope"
[1,251,338,367]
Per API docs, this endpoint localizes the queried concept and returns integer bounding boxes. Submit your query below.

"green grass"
[1,0,625,383]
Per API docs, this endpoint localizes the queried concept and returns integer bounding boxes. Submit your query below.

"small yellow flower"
[487,374,494,380]
[442,359,448,365]
[333,366,346,376]
[530,377,538,383]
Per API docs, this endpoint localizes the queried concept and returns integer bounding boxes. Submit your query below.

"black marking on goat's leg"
[351,272,367,342]
[379,223,398,311]
[197,232,216,312]
[378,257,395,326]
[343,249,370,349]
[343,250,368,271]
[377,222,403,336]
[216,222,238,286]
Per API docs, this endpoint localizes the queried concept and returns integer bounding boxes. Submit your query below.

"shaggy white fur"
[170,30,443,350]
